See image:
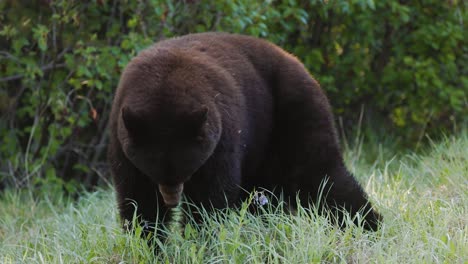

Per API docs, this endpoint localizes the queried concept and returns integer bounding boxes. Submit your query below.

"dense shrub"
[282,0,467,137]
[0,0,466,188]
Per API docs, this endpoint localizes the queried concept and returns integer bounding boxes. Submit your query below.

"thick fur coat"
[108,32,381,234]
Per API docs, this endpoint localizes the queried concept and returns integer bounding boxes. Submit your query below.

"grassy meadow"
[0,133,466,263]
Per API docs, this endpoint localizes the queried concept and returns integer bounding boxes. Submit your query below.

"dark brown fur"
[108,32,381,236]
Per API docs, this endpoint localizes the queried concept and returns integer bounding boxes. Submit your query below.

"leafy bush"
[0,0,466,188]
[264,0,467,138]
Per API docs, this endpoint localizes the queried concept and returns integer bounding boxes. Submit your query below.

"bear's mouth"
[158,183,184,207]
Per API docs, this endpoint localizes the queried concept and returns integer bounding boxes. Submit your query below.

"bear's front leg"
[108,143,172,239]
[181,151,242,223]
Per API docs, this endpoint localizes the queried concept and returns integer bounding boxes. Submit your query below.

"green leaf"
[32,25,49,52]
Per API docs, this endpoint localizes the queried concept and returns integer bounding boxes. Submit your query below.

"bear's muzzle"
[158,184,184,207]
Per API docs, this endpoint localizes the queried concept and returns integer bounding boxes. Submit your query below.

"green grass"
[0,133,467,263]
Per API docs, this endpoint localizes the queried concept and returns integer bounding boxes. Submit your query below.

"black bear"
[108,32,381,235]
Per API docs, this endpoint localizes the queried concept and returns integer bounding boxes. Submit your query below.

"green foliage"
[0,0,466,187]
[274,0,467,137]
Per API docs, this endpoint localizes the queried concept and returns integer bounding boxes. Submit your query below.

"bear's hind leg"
[273,58,381,230]
[320,166,382,231]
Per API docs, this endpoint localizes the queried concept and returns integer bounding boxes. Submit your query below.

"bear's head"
[118,100,222,206]
[116,52,225,207]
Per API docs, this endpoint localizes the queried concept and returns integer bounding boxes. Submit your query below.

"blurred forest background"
[0,0,466,191]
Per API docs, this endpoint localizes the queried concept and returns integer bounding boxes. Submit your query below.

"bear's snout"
[158,183,184,207]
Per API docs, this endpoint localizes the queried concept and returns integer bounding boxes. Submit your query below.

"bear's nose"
[158,183,184,207]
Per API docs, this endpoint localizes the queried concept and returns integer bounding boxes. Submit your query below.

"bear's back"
[139,32,288,81]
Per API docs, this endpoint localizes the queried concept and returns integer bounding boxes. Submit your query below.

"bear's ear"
[121,106,145,134]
